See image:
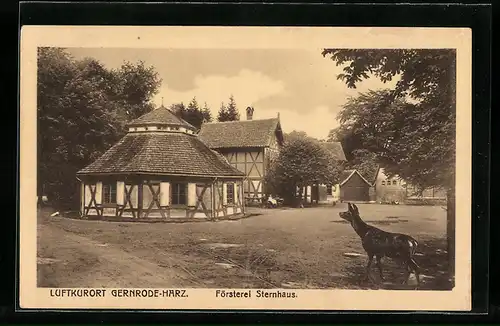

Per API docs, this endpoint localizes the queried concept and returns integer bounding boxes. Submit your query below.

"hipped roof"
[126,105,197,130]
[77,132,245,178]
[198,118,283,149]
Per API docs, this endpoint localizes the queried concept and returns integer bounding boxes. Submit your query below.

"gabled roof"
[370,165,382,184]
[339,169,372,187]
[198,118,283,149]
[321,142,347,161]
[126,105,196,130]
[77,132,245,177]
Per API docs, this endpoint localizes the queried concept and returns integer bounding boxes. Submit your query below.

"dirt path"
[37,222,196,288]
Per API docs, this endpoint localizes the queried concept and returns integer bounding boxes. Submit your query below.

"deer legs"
[376,255,384,281]
[409,258,421,288]
[363,254,374,282]
[402,258,421,289]
[363,254,384,284]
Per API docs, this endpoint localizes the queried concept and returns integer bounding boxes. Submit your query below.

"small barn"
[77,105,246,220]
[339,169,372,203]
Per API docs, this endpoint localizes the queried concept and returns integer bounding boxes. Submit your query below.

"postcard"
[20,26,472,311]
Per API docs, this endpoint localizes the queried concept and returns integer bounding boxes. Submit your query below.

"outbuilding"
[77,105,246,220]
[339,169,372,203]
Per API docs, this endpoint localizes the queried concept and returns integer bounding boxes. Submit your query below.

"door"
[341,186,369,202]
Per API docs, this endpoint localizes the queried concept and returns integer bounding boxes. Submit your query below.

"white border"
[20,26,472,311]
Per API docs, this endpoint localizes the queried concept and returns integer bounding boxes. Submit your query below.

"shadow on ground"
[334,238,454,290]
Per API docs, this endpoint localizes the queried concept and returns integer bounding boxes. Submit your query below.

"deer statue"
[339,203,421,288]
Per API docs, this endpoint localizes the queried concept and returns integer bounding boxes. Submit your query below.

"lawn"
[37,203,453,290]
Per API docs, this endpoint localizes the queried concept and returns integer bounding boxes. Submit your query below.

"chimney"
[246,106,254,120]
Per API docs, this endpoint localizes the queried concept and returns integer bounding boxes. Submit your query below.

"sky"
[67,47,397,140]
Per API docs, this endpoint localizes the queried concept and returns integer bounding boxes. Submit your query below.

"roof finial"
[161,97,164,106]
[277,112,280,119]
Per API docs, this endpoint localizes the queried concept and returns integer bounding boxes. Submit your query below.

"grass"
[37,203,453,290]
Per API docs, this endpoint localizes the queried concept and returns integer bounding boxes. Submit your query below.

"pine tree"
[201,102,213,124]
[217,101,229,122]
[225,94,240,121]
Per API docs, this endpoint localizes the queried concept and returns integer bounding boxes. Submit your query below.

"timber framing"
[80,175,244,221]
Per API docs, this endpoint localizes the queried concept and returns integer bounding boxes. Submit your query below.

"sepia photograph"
[20,26,472,311]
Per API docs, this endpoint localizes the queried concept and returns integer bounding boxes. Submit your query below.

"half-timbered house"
[198,107,284,204]
[77,105,246,220]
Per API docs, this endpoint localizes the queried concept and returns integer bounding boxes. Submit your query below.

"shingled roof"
[126,105,197,131]
[197,118,283,149]
[77,132,245,177]
[321,142,347,161]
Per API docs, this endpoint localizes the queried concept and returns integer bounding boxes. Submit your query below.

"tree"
[217,95,240,122]
[37,48,161,209]
[216,102,228,122]
[201,102,213,124]
[326,127,363,161]
[265,136,343,206]
[169,102,187,116]
[284,130,312,143]
[116,60,162,120]
[327,127,378,182]
[226,95,240,121]
[170,99,212,130]
[347,149,379,183]
[322,49,456,279]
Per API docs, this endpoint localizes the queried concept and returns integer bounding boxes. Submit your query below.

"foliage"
[322,49,456,191]
[322,48,456,273]
[327,127,363,161]
[170,97,213,130]
[347,149,379,183]
[217,95,240,122]
[284,130,315,142]
[265,136,344,205]
[37,47,161,208]
[117,60,162,120]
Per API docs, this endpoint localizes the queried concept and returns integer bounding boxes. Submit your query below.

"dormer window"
[392,180,397,185]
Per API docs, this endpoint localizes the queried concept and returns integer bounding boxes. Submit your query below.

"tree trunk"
[446,185,455,286]
[298,186,304,207]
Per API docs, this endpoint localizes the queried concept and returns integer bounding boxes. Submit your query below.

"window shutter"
[116,181,125,205]
[160,182,170,206]
[234,183,238,204]
[222,183,227,205]
[95,182,103,205]
[188,183,197,207]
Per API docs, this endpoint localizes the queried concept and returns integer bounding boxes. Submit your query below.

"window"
[171,183,187,205]
[326,185,333,195]
[103,183,116,204]
[392,180,397,185]
[381,181,386,186]
[227,183,235,204]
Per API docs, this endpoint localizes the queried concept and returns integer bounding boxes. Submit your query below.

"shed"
[339,169,372,202]
[77,105,246,220]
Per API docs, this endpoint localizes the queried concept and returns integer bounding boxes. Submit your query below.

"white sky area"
[67,48,398,140]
